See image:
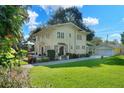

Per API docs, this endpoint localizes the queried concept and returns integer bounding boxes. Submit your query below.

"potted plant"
[66,53,70,60]
[58,53,62,60]
[47,50,55,60]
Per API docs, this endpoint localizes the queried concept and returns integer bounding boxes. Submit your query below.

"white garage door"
[96,49,114,56]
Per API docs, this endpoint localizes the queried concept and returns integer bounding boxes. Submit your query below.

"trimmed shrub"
[72,54,79,58]
[36,57,49,62]
[80,54,86,57]
[85,51,92,57]
[66,53,79,59]
[41,57,49,62]
[47,50,55,60]
[66,53,70,56]
[85,53,90,57]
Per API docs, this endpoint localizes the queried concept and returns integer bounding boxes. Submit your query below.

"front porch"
[36,42,68,56]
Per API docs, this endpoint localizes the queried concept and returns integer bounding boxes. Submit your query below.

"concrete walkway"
[23,56,102,68]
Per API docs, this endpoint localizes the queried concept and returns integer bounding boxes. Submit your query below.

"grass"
[30,55,124,88]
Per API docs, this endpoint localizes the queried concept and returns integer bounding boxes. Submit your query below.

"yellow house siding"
[114,48,121,54]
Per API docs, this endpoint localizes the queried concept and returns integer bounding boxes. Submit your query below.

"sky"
[23,5,124,42]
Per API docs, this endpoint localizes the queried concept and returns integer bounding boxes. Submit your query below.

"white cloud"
[40,5,83,15]
[24,35,29,40]
[109,33,121,43]
[110,33,121,38]
[83,17,99,26]
[122,18,124,22]
[27,10,39,31]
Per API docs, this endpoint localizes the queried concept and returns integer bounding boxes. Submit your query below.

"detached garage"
[95,44,119,56]
[95,46,115,56]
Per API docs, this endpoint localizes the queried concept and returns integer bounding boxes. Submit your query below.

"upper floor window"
[33,37,36,42]
[77,35,82,40]
[57,32,64,39]
[57,32,60,38]
[61,33,64,38]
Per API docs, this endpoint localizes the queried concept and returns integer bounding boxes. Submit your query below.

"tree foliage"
[91,37,103,46]
[47,7,94,41]
[0,6,28,43]
[106,39,119,45]
[0,5,28,67]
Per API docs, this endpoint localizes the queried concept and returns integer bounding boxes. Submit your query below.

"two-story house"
[32,22,88,56]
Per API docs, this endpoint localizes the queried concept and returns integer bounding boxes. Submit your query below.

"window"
[76,46,80,49]
[63,33,64,38]
[57,32,64,39]
[70,46,73,49]
[61,33,64,38]
[33,37,36,42]
[82,46,85,49]
[77,35,82,40]
[69,33,71,37]
[57,32,60,38]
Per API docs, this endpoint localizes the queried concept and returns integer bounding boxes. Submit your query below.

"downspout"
[69,33,70,53]
[74,30,76,53]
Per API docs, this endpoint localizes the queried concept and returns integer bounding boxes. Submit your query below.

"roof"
[32,22,89,35]
[87,41,95,46]
[96,42,121,49]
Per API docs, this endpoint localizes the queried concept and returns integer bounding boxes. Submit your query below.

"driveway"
[23,55,102,68]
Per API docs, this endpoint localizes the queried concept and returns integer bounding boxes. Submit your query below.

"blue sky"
[23,5,124,42]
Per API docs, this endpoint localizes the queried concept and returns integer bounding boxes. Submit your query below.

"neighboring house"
[31,22,89,56]
[95,43,122,56]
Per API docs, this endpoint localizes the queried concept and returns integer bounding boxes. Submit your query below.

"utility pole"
[106,34,108,43]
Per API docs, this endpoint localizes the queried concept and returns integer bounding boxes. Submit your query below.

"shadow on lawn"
[105,57,124,65]
[45,56,124,68]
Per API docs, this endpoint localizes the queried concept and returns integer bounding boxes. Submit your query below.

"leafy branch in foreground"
[0,6,28,67]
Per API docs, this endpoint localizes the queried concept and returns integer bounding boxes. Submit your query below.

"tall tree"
[121,32,124,44]
[47,7,94,41]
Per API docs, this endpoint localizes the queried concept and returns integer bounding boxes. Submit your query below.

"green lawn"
[30,55,124,88]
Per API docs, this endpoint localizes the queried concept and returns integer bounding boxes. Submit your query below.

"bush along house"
[29,22,89,60]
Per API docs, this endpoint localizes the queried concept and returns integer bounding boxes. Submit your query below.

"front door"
[59,46,64,55]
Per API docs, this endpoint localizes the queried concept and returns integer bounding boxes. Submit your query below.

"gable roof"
[32,22,89,35]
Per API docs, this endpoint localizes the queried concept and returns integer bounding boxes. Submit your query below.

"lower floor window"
[82,46,85,49]
[76,46,80,49]
[71,46,73,49]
